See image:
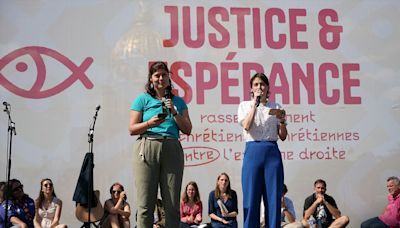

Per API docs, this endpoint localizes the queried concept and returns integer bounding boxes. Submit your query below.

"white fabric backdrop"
[1,1,399,227]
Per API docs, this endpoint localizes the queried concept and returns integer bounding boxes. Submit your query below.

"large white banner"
[1,1,399,227]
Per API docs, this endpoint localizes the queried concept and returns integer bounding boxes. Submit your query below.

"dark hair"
[250,73,269,98]
[314,179,327,188]
[9,178,29,200]
[109,182,124,194]
[283,184,288,194]
[145,61,174,98]
[36,178,57,209]
[214,172,232,199]
[0,181,7,202]
[182,181,201,204]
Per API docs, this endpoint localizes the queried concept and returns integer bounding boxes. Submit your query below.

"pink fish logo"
[0,46,94,99]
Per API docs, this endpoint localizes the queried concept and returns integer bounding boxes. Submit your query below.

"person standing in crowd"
[361,176,400,228]
[180,181,203,228]
[33,178,67,228]
[303,179,349,228]
[9,179,35,228]
[208,172,238,228]
[238,72,287,228]
[100,182,131,228]
[129,61,192,228]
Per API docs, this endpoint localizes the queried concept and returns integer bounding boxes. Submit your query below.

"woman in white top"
[34,178,67,228]
[238,73,287,228]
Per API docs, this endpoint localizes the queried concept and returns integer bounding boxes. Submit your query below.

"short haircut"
[314,179,327,187]
[387,176,400,185]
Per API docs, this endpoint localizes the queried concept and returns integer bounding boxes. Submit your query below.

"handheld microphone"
[255,96,261,107]
[164,88,171,99]
[164,88,171,115]
[96,105,101,111]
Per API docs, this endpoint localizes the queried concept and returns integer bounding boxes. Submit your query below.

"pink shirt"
[379,193,400,227]
[180,200,203,225]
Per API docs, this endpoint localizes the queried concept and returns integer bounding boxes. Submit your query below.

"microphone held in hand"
[255,96,261,107]
[164,87,171,99]
[164,88,172,115]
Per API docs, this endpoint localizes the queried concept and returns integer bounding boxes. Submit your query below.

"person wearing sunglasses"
[100,182,131,228]
[9,179,35,228]
[1,181,22,228]
[33,178,67,228]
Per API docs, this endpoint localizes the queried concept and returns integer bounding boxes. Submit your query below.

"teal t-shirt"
[130,92,188,138]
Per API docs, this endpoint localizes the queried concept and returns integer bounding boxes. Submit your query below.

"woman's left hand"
[277,109,286,122]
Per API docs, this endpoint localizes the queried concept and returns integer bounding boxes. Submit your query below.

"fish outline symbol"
[0,46,94,99]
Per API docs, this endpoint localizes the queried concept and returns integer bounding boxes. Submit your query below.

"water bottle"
[308,215,317,228]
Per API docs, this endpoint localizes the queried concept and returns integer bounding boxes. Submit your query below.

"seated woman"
[1,181,18,228]
[10,179,35,228]
[2,180,30,228]
[180,181,203,228]
[101,182,131,228]
[208,173,238,228]
[34,178,67,228]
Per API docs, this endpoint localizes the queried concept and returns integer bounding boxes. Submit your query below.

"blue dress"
[208,190,238,228]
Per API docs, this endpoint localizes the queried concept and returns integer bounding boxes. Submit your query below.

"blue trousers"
[242,141,284,228]
[361,217,389,228]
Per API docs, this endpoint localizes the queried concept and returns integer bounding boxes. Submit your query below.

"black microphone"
[3,101,10,112]
[96,105,101,111]
[164,88,171,115]
[255,96,261,107]
[164,88,171,99]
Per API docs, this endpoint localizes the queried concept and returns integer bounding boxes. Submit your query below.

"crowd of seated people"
[1,175,398,228]
[0,178,67,228]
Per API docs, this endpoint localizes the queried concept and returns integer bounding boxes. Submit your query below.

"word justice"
[168,60,361,105]
[164,6,343,50]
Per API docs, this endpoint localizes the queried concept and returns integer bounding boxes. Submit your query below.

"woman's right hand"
[253,89,263,105]
[146,115,165,128]
[221,218,229,225]
[119,191,127,201]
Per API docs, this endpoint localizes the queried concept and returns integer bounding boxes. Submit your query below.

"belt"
[140,135,176,140]
[138,135,176,161]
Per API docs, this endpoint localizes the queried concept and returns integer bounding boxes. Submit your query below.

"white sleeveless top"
[38,197,61,228]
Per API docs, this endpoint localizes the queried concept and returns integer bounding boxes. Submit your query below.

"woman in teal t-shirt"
[129,61,192,228]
